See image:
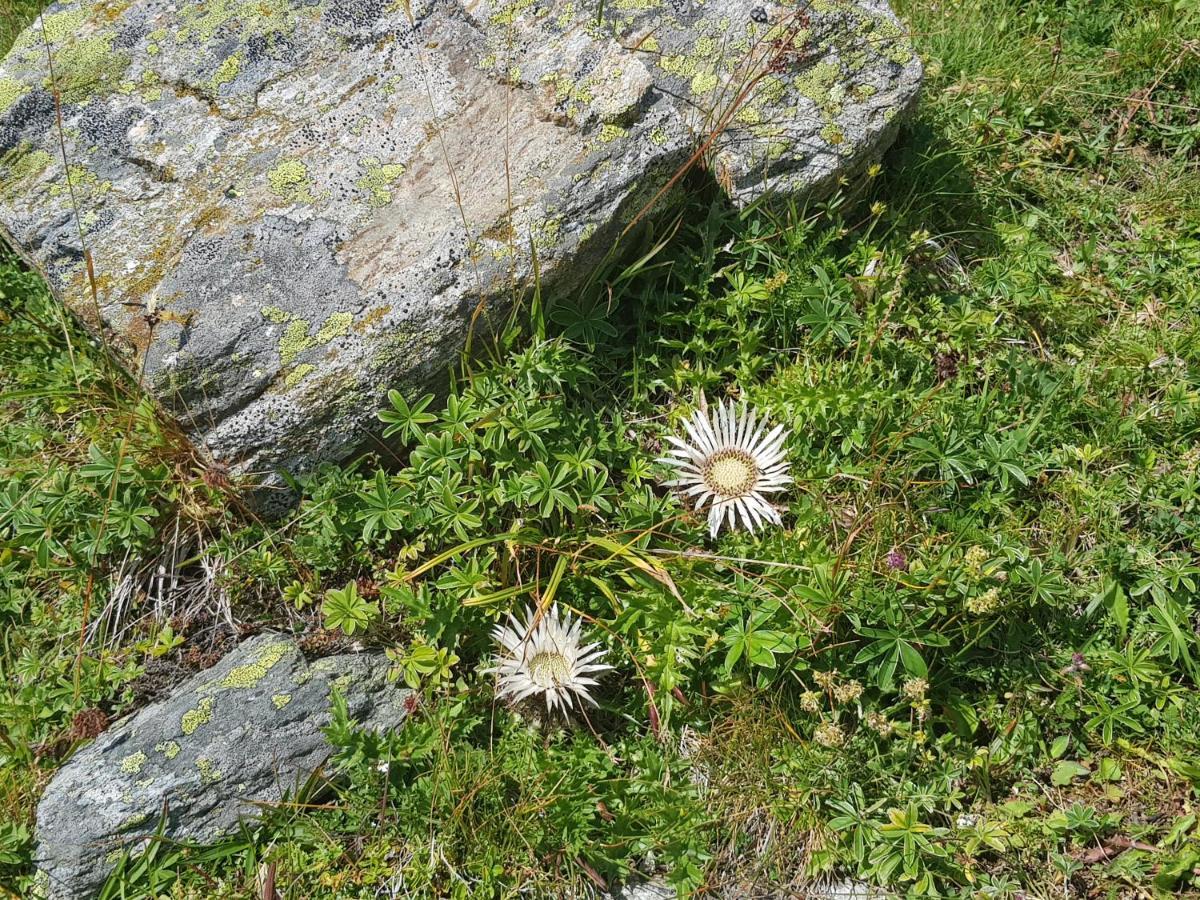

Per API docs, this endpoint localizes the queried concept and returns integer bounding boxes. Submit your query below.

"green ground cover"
[2,0,1199,896]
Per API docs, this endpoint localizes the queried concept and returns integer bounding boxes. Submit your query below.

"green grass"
[3,0,1200,897]
[0,0,42,56]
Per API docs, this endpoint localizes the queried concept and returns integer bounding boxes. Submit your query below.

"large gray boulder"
[0,0,920,485]
[33,634,412,899]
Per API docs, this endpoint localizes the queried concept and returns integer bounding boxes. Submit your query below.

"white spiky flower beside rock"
[658,396,792,538]
[488,605,612,714]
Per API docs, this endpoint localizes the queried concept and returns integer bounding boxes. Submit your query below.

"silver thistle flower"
[487,604,612,714]
[658,396,792,538]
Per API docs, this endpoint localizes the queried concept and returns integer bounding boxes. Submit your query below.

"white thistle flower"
[658,396,791,538]
[487,604,612,714]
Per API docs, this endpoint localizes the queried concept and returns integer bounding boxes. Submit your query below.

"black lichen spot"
[0,88,56,154]
[245,30,295,65]
[750,6,769,23]
[87,206,118,235]
[325,0,388,28]
[112,23,146,50]
[79,100,140,157]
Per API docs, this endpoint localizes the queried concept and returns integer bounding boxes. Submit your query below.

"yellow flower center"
[703,449,758,496]
[528,651,571,688]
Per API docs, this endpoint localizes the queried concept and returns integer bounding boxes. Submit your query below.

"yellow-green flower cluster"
[966,586,1002,615]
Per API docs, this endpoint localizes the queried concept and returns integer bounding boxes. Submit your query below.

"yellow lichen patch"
[119,751,148,774]
[690,69,719,96]
[597,123,627,143]
[0,77,28,115]
[692,35,717,58]
[48,164,113,200]
[267,158,315,205]
[177,0,295,45]
[218,640,291,690]
[315,312,353,344]
[271,693,292,709]
[794,59,841,106]
[211,53,241,92]
[117,811,150,832]
[139,70,163,102]
[735,105,762,126]
[279,319,315,366]
[490,0,536,28]
[51,33,131,104]
[261,305,290,324]
[195,757,223,785]
[181,697,214,735]
[284,363,314,388]
[0,148,53,201]
[154,740,181,760]
[533,216,562,252]
[355,157,407,209]
[755,75,787,107]
[658,54,695,79]
[17,7,88,47]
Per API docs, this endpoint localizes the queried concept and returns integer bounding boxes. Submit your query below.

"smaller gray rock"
[34,634,411,899]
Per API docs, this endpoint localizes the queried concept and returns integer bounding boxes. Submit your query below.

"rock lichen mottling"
[0,0,921,490]
[33,634,413,900]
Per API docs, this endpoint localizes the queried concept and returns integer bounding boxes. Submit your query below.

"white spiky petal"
[486,604,612,714]
[657,396,792,538]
